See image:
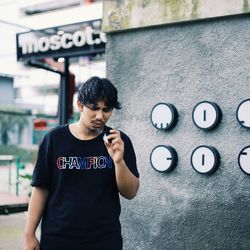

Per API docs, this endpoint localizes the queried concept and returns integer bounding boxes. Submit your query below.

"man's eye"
[104,108,112,113]
[87,104,98,110]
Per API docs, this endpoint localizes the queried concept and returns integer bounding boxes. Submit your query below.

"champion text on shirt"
[56,156,113,170]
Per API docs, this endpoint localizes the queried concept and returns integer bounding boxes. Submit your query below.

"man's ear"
[77,101,83,112]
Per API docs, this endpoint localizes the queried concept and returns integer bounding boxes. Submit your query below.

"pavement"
[0,193,30,249]
[0,193,28,206]
[0,163,33,197]
[0,164,30,215]
[0,212,26,250]
[0,192,29,215]
[0,164,35,249]
[0,212,41,250]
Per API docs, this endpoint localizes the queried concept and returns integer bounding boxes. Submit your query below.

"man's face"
[78,100,113,131]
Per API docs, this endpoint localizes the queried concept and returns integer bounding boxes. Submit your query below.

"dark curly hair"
[77,76,121,109]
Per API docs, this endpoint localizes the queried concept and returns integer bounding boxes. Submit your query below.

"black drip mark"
[241,152,247,156]
[202,154,205,166]
[155,122,169,129]
[240,121,245,124]
[203,110,206,122]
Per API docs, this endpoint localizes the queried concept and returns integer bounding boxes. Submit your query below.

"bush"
[0,145,37,165]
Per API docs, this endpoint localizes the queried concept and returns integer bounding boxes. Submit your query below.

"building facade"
[104,2,250,249]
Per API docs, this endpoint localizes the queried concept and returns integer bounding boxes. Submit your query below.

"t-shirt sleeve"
[122,133,139,178]
[31,133,53,190]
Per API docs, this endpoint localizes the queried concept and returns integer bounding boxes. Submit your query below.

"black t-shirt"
[32,124,139,249]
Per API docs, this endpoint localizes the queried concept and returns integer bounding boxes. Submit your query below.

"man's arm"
[24,187,49,250]
[114,159,139,199]
[105,130,140,200]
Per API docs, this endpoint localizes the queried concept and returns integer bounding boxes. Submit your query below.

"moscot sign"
[17,20,106,61]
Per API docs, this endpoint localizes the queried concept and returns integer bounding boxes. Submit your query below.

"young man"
[24,76,140,250]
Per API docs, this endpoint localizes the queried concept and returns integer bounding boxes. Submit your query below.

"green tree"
[0,105,30,145]
[243,0,249,12]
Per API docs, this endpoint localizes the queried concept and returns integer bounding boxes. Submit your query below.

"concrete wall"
[103,0,250,32]
[106,15,250,250]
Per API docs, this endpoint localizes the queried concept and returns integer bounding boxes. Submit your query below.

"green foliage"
[0,105,31,145]
[0,145,37,165]
[19,173,32,180]
[243,0,249,12]
[19,174,33,197]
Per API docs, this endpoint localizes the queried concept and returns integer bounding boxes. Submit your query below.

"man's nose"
[96,110,104,120]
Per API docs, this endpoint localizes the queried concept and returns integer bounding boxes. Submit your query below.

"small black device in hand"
[103,128,113,144]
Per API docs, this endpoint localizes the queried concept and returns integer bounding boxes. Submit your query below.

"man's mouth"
[92,121,104,127]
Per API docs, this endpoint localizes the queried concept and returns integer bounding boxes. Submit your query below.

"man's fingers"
[105,134,117,142]
[105,129,121,141]
[110,138,121,145]
[109,129,120,135]
[103,139,111,148]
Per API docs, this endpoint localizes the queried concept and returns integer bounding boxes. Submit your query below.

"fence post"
[15,157,25,196]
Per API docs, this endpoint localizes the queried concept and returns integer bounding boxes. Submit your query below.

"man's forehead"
[92,100,111,108]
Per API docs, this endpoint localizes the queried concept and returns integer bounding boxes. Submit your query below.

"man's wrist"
[24,228,36,237]
[114,159,125,166]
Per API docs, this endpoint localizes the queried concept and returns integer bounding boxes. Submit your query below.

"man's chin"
[91,124,104,132]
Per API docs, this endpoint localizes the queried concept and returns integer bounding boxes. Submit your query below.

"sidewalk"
[0,193,29,215]
[0,212,27,250]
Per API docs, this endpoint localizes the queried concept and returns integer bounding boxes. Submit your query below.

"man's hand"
[24,233,40,250]
[104,130,124,163]
[23,187,49,250]
[104,129,139,199]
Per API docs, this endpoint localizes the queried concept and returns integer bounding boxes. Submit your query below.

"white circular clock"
[150,103,178,130]
[192,101,222,130]
[191,145,220,174]
[150,145,178,172]
[238,146,250,175]
[236,99,250,128]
